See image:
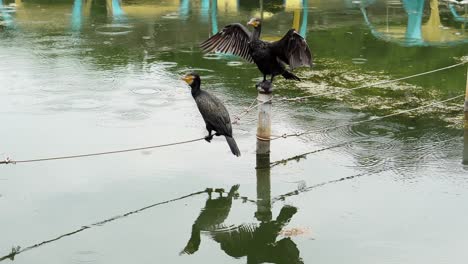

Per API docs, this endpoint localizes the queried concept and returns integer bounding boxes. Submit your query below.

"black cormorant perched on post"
[182,73,241,157]
[200,18,313,84]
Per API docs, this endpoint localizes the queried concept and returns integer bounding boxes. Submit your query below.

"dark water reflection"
[1,0,468,263]
[182,184,303,264]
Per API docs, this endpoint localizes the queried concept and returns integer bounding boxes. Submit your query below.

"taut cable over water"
[0,137,205,165]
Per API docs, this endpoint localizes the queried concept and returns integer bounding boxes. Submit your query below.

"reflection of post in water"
[256,143,272,222]
[210,0,218,35]
[84,0,92,18]
[0,0,14,29]
[179,0,189,19]
[287,0,308,37]
[422,0,442,42]
[200,0,210,22]
[217,0,238,15]
[259,0,263,20]
[464,66,468,165]
[402,0,424,42]
[71,0,83,32]
[106,0,125,18]
[300,0,308,37]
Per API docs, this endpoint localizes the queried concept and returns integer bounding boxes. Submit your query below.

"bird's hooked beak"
[181,74,194,85]
[247,18,259,27]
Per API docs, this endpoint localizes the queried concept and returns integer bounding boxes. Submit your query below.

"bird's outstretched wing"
[271,29,313,69]
[200,23,253,63]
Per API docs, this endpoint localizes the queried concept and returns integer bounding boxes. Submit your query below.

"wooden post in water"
[255,82,272,222]
[463,65,468,165]
[256,82,272,154]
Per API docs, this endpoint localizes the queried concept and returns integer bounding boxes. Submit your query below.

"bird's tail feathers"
[282,71,301,81]
[225,136,241,157]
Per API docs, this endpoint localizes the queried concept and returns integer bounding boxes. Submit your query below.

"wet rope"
[232,98,258,124]
[0,137,205,165]
[0,189,208,261]
[266,94,464,141]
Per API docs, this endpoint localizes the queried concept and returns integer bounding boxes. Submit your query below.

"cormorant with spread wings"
[200,18,313,84]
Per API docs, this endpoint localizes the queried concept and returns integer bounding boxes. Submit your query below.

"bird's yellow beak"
[181,75,194,85]
[247,18,259,27]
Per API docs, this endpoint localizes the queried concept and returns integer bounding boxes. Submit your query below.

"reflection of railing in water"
[448,2,468,22]
[71,0,83,32]
[200,0,210,22]
[211,0,218,34]
[206,0,308,37]
[360,0,468,46]
[69,0,127,32]
[179,0,189,19]
[107,0,126,21]
[0,0,15,29]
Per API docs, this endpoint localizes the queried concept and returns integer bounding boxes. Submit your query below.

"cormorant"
[182,73,241,157]
[200,18,313,84]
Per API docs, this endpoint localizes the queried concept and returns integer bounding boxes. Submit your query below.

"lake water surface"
[1,0,468,263]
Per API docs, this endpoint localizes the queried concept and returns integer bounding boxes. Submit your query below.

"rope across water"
[0,137,205,165]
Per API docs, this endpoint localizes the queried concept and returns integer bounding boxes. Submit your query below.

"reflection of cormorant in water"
[181,185,240,254]
[182,188,303,264]
[212,205,303,264]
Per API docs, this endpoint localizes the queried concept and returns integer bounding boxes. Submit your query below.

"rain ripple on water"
[95,24,133,36]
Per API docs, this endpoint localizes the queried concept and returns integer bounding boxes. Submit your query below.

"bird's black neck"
[251,25,261,41]
[190,79,202,97]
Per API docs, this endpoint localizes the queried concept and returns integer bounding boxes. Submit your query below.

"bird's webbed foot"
[204,134,214,142]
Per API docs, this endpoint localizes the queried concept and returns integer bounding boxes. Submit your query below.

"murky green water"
[1,0,468,263]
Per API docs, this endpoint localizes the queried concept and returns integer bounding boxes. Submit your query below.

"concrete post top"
[256,80,273,94]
